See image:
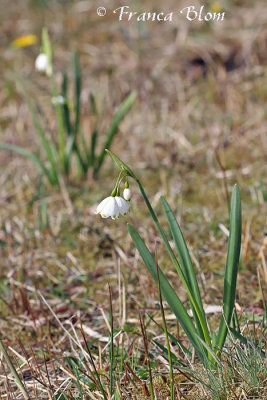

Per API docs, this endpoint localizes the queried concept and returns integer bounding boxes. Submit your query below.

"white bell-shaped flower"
[35,53,49,73]
[95,196,129,220]
[123,188,131,201]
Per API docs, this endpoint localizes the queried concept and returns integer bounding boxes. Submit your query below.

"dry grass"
[0,0,266,398]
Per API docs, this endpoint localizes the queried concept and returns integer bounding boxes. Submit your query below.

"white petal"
[101,197,119,219]
[111,201,120,219]
[95,197,111,214]
[100,198,114,218]
[115,196,129,216]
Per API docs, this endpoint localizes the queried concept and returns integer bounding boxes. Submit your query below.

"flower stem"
[108,285,114,395]
[111,172,127,196]
[156,264,174,400]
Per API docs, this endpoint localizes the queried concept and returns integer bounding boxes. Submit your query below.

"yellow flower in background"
[210,2,223,13]
[11,34,38,48]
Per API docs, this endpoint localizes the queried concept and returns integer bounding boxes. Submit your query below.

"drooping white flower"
[35,53,49,73]
[123,188,131,201]
[95,196,129,219]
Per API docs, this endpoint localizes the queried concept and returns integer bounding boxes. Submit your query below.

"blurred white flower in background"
[95,196,129,219]
[35,53,51,75]
[51,95,65,105]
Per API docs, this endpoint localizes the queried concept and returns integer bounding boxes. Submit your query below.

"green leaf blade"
[20,85,59,184]
[42,27,53,72]
[0,143,55,185]
[73,51,81,136]
[128,223,205,362]
[216,184,242,352]
[161,197,208,342]
[95,91,137,175]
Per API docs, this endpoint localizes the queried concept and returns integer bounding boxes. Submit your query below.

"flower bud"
[123,188,131,201]
[35,53,49,73]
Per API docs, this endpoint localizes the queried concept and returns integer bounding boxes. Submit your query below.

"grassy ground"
[0,0,266,398]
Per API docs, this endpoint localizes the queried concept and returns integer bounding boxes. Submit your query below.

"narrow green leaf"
[76,148,87,175]
[73,51,81,136]
[196,337,220,366]
[88,93,98,168]
[89,93,97,117]
[216,184,242,353]
[0,143,55,185]
[211,331,217,351]
[161,197,208,343]
[80,129,90,166]
[65,135,75,163]
[54,100,66,173]
[95,91,137,175]
[61,72,73,174]
[61,71,87,174]
[39,179,49,233]
[42,27,53,74]
[20,86,59,183]
[62,53,88,175]
[42,29,65,172]
[128,223,205,362]
[89,129,98,167]
[61,72,72,136]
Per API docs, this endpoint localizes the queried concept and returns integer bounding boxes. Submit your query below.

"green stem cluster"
[111,171,127,196]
